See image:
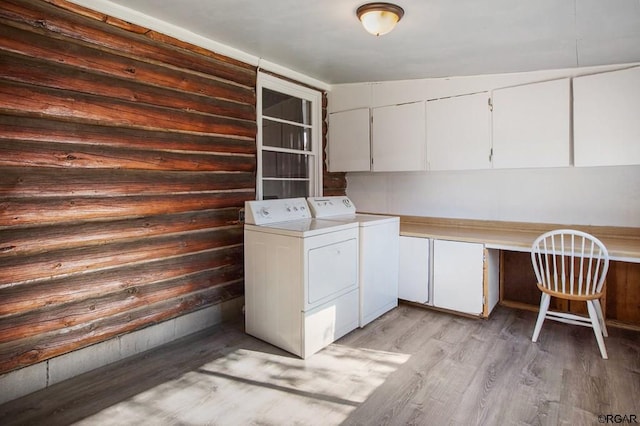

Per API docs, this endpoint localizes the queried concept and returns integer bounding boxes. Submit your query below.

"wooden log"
[0,81,256,138]
[42,0,256,71]
[0,263,244,344]
[0,208,240,256]
[0,25,256,105]
[0,166,255,197]
[0,139,255,171]
[0,0,263,377]
[0,191,255,226]
[0,245,243,316]
[0,279,244,372]
[0,115,256,155]
[144,29,256,71]
[322,172,347,189]
[0,0,256,87]
[43,0,153,35]
[0,52,256,121]
[0,226,243,286]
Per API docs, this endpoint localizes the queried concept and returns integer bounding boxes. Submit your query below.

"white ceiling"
[77,0,640,84]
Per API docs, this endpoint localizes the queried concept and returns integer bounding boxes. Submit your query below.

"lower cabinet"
[398,236,430,304]
[432,240,485,315]
[399,236,500,317]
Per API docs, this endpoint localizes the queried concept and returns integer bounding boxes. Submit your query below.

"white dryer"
[244,197,359,358]
[307,196,399,327]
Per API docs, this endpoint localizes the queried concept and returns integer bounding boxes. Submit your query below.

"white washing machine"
[244,197,360,358]
[307,196,399,327]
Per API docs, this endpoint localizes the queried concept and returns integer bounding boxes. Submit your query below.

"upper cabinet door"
[371,80,427,108]
[328,83,372,113]
[426,92,491,171]
[573,67,640,167]
[371,101,426,172]
[328,108,371,172]
[491,78,571,169]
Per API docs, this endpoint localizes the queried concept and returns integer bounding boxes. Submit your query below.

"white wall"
[342,64,640,227]
[347,166,640,227]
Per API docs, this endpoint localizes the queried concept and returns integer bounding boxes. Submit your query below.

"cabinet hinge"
[488,97,493,111]
[489,148,493,162]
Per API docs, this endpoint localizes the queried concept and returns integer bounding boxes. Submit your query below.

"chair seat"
[536,283,604,302]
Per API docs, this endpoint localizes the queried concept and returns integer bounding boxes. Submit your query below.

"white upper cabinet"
[491,78,571,169]
[426,92,491,171]
[328,108,370,172]
[327,83,371,113]
[371,101,427,172]
[573,67,640,167]
[328,82,427,172]
[371,80,427,108]
[328,66,637,173]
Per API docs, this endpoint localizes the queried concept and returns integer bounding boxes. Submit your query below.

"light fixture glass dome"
[357,3,404,36]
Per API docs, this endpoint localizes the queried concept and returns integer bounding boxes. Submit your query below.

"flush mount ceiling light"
[356,2,405,36]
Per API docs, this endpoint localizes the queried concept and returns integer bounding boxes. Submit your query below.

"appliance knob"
[260,207,270,217]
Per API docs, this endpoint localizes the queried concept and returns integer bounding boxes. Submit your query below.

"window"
[257,72,323,200]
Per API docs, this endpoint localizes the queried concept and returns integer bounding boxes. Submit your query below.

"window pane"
[263,180,309,200]
[262,152,310,178]
[263,119,312,151]
[262,88,311,125]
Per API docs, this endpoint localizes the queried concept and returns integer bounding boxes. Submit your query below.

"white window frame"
[256,72,323,200]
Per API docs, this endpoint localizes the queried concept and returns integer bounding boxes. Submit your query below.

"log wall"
[0,0,344,375]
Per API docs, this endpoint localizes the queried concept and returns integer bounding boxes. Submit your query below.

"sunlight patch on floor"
[73,344,410,425]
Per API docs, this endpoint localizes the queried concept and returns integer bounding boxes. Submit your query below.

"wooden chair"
[530,229,610,358]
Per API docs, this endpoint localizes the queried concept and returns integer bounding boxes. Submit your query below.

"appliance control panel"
[307,196,357,217]
[244,198,311,225]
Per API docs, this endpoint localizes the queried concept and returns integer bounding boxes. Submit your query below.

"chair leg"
[587,300,608,359]
[593,299,608,337]
[532,293,550,343]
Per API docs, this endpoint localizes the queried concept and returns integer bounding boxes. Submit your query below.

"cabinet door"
[426,92,491,171]
[328,108,371,172]
[328,83,371,113]
[371,80,427,108]
[398,236,430,304]
[371,101,426,171]
[432,239,484,315]
[573,67,640,167]
[491,78,571,168]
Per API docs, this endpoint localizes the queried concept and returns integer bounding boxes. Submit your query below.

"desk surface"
[399,216,640,263]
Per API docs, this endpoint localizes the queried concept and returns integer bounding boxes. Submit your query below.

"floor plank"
[1,304,638,426]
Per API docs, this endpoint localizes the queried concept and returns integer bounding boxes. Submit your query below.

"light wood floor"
[1,304,639,426]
